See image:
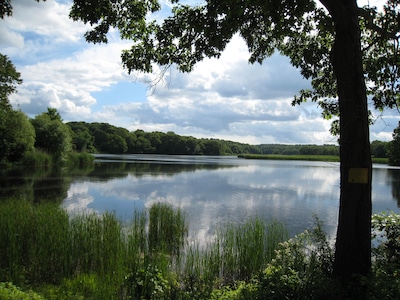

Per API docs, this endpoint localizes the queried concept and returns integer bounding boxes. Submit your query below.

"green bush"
[21,150,52,167]
[209,281,258,300]
[372,212,400,270]
[66,152,94,168]
[368,212,400,299]
[255,220,343,300]
[0,282,45,300]
[123,264,173,299]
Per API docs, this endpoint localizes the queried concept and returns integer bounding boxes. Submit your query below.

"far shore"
[238,154,388,164]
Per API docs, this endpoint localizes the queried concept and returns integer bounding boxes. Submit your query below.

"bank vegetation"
[0,200,399,299]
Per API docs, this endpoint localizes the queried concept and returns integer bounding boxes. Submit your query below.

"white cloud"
[2,0,398,144]
[4,0,86,43]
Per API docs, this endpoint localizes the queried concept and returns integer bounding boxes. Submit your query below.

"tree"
[0,53,22,110]
[69,0,399,282]
[371,140,389,158]
[389,122,400,166]
[31,108,72,162]
[67,121,96,152]
[0,109,35,162]
[0,52,35,163]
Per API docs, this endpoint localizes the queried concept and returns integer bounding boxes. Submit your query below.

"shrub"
[255,217,344,299]
[368,212,400,299]
[66,152,94,168]
[21,150,52,167]
[123,264,171,300]
[0,282,45,300]
[372,211,400,271]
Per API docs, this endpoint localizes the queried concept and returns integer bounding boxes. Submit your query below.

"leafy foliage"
[0,109,35,163]
[371,140,390,158]
[0,282,45,300]
[369,212,400,299]
[66,121,392,158]
[0,53,22,108]
[389,121,400,165]
[67,121,262,155]
[0,53,35,163]
[31,108,73,162]
[372,212,400,272]
[124,264,172,300]
[254,218,338,299]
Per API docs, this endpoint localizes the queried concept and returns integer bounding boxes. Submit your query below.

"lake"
[2,154,400,245]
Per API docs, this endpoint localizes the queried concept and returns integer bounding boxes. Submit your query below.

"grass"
[0,199,288,299]
[238,154,389,164]
[3,199,398,299]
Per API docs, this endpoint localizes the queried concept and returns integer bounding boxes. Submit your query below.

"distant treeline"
[67,121,390,158]
[260,141,389,158]
[67,121,260,155]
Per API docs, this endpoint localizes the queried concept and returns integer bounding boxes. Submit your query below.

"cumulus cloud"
[1,0,398,144]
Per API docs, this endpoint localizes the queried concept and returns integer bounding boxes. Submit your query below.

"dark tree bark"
[321,0,372,280]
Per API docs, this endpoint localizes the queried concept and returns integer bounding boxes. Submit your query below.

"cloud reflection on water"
[61,157,400,246]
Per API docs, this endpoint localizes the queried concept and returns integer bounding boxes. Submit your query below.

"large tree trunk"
[321,0,372,280]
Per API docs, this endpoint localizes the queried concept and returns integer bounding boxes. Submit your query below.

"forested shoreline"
[67,121,390,159]
[0,107,391,166]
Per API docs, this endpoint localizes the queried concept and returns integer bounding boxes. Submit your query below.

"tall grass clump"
[218,218,288,283]
[182,217,288,298]
[122,203,188,299]
[148,202,188,257]
[0,199,70,285]
[68,212,125,276]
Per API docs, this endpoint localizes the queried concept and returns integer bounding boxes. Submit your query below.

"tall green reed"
[0,199,288,299]
[148,202,188,257]
[183,217,288,287]
[0,200,71,284]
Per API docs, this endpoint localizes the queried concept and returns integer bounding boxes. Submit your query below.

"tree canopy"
[0,52,35,163]
[31,108,73,162]
[0,109,35,163]
[0,53,22,109]
[389,121,400,166]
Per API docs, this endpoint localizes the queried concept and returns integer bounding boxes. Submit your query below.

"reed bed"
[183,218,288,286]
[0,199,288,299]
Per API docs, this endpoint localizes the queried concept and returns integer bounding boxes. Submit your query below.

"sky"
[0,0,397,145]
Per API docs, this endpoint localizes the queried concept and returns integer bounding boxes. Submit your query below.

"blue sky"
[0,0,397,144]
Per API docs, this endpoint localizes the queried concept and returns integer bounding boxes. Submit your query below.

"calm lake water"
[2,154,400,245]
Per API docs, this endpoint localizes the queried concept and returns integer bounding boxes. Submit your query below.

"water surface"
[58,155,400,244]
